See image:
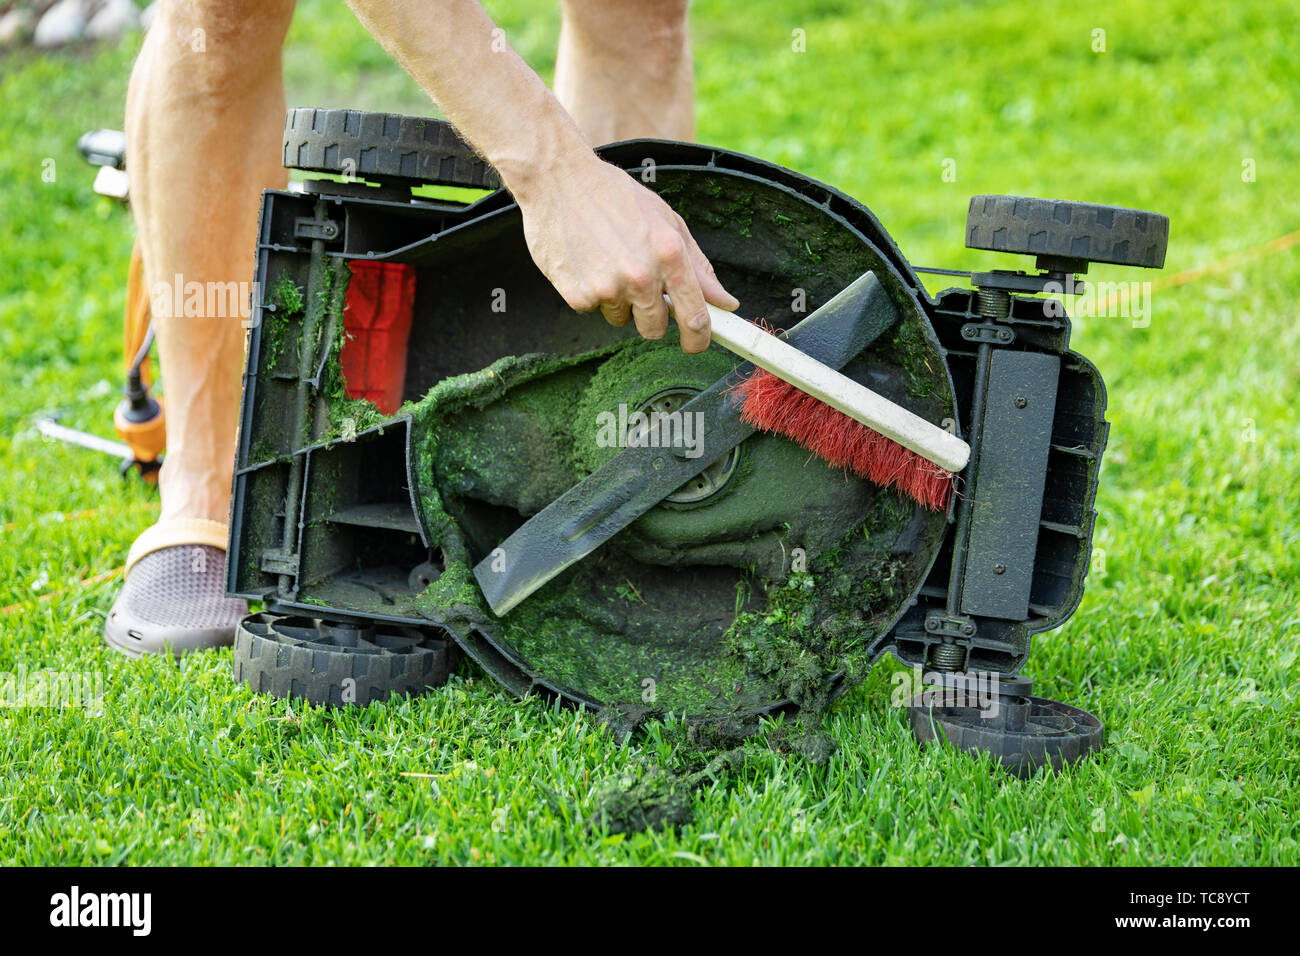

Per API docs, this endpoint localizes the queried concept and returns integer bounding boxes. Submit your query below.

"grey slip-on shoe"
[104,544,247,659]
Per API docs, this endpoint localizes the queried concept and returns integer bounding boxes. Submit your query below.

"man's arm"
[345,0,737,353]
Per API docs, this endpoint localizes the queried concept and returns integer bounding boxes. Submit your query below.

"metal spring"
[976,287,1011,319]
[930,641,966,671]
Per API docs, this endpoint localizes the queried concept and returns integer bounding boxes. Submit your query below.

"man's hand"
[344,0,736,352]
[512,153,739,354]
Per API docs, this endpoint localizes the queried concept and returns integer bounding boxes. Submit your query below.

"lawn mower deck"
[227,109,1168,775]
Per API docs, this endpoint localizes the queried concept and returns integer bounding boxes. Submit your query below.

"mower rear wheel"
[232,612,456,707]
[966,195,1168,269]
[283,107,500,192]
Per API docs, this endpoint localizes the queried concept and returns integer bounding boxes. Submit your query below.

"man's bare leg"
[127,0,295,528]
[555,0,694,144]
[109,0,295,656]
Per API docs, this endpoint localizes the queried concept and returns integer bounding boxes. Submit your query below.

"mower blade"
[473,271,900,616]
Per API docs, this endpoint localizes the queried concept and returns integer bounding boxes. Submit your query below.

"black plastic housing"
[227,139,1106,698]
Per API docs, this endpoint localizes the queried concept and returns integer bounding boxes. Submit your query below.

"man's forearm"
[345,0,595,200]
[346,0,737,353]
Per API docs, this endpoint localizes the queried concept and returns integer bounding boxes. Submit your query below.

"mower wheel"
[909,683,1103,777]
[233,612,456,707]
[282,107,500,191]
[966,195,1168,269]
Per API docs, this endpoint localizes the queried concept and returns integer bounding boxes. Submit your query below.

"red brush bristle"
[730,369,954,511]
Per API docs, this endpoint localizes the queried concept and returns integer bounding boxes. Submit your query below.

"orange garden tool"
[40,131,167,481]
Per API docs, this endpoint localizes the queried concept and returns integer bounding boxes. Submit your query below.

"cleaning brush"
[684,300,971,511]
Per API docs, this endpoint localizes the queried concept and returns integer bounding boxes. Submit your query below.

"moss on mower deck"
[247,271,308,463]
[250,260,390,459]
[724,491,914,706]
[402,336,761,716]
[571,334,737,474]
[404,343,626,564]
[880,312,947,404]
[399,333,738,713]
[263,271,304,375]
[277,248,947,745]
[401,325,944,729]
[270,260,935,731]
[316,259,389,442]
[657,174,757,239]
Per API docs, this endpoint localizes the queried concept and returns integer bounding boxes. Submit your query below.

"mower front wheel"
[966,195,1169,269]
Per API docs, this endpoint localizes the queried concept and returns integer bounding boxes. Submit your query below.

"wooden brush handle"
[700,302,971,473]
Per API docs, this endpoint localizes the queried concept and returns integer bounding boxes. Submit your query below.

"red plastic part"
[339,261,417,415]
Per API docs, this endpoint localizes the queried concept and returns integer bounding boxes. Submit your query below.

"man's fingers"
[663,254,711,354]
[679,225,740,311]
[674,305,711,354]
[601,300,633,327]
[697,267,739,311]
[630,294,670,341]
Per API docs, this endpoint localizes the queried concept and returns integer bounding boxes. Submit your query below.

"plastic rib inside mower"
[227,108,1168,775]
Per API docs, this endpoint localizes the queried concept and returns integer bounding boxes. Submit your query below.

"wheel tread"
[233,612,456,707]
[283,107,500,190]
[966,194,1168,268]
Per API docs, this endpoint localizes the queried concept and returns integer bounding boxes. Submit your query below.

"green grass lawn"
[1,0,1297,865]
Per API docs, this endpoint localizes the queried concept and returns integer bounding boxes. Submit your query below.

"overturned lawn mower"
[229,108,1168,777]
